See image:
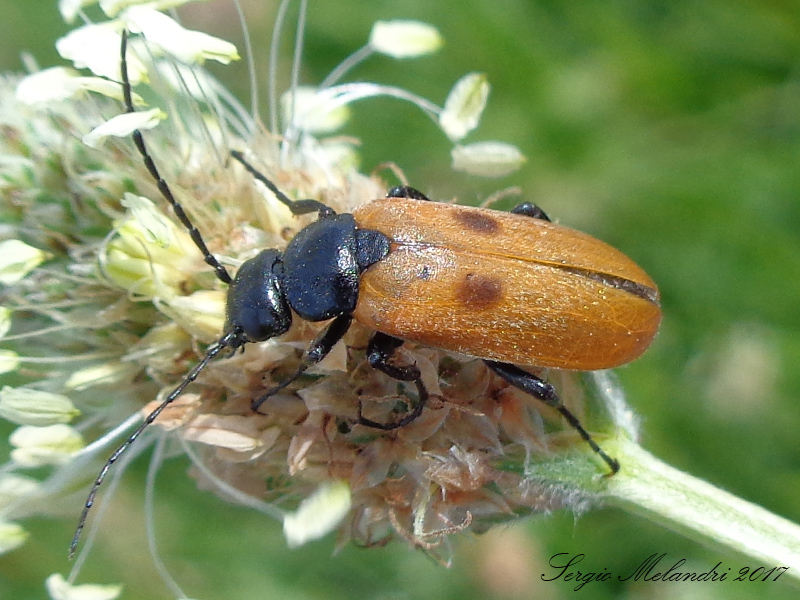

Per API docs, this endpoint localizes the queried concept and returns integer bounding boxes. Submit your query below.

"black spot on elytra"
[454,209,500,234]
[417,265,432,280]
[457,273,503,310]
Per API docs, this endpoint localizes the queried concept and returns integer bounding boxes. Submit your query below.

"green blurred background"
[2,1,800,599]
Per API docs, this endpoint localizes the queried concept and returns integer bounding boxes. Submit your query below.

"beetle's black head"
[225,249,292,342]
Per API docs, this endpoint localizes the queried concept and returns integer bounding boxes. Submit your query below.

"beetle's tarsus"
[484,360,620,475]
[356,332,430,430]
[251,313,354,412]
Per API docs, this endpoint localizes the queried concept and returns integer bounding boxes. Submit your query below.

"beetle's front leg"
[252,313,353,412]
[231,150,335,218]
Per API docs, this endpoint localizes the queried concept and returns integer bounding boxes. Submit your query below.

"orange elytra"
[353,197,661,371]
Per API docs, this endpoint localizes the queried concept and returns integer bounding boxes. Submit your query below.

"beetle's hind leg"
[357,332,429,430]
[511,202,551,221]
[484,360,620,474]
[251,314,353,412]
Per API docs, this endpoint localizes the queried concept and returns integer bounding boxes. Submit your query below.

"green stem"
[601,438,800,585]
[498,436,800,587]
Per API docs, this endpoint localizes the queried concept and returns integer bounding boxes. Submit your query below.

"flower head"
[0,1,630,595]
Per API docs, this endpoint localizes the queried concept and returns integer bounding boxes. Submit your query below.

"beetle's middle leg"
[484,360,620,474]
[357,331,429,430]
[386,186,431,201]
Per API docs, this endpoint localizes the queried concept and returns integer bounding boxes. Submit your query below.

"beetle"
[70,30,661,557]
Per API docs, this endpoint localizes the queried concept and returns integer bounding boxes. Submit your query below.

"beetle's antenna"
[120,30,232,286]
[69,34,247,558]
[69,329,241,559]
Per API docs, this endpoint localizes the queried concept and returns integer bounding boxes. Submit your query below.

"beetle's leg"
[511,202,551,221]
[386,186,430,201]
[251,313,353,412]
[231,150,335,219]
[357,332,429,430]
[484,360,620,474]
